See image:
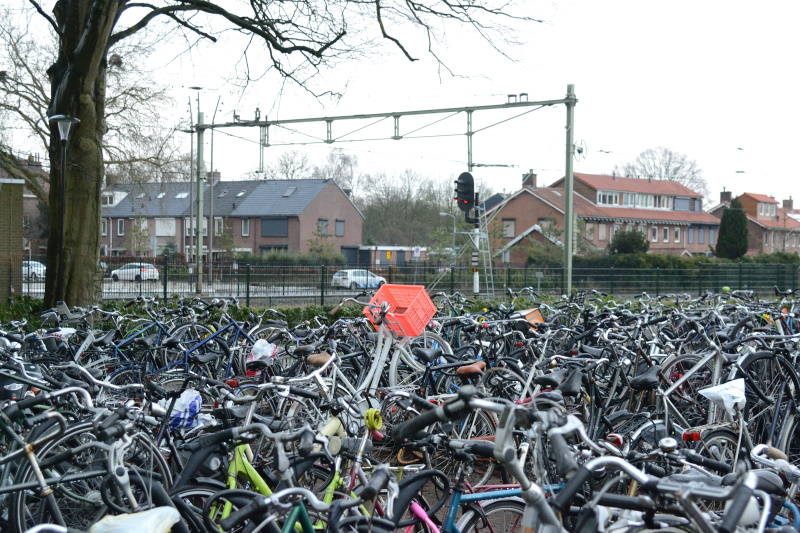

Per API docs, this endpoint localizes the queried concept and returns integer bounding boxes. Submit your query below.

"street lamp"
[439,212,456,264]
[48,114,80,304]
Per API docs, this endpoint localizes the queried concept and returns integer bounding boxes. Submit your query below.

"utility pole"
[196,111,204,293]
[563,84,577,294]
[209,96,221,286]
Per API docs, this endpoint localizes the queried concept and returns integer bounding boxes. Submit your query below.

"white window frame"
[214,217,224,236]
[101,219,107,237]
[674,227,681,243]
[663,227,669,243]
[502,219,516,238]
[335,219,345,237]
[651,226,658,242]
[621,192,635,207]
[597,191,619,206]
[117,219,124,236]
[242,218,250,237]
[637,194,654,209]
[155,218,176,237]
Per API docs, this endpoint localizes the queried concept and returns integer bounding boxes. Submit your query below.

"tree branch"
[27,0,61,38]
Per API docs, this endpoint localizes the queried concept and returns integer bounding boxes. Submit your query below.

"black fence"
[15,256,800,306]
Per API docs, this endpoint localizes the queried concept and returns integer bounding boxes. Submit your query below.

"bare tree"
[614,147,708,198]
[0,5,184,196]
[264,150,312,180]
[28,0,540,307]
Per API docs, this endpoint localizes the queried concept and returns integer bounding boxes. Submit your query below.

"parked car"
[110,263,159,282]
[22,260,46,281]
[331,269,386,290]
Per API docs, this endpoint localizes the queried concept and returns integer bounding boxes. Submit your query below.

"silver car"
[22,260,46,281]
[110,262,160,282]
[331,269,386,290]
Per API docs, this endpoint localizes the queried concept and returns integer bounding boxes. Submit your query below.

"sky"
[11,1,800,205]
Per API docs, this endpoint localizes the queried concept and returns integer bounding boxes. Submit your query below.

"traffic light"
[454,172,475,212]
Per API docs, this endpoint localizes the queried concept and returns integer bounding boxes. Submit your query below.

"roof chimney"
[206,170,221,183]
[343,188,352,198]
[784,196,793,211]
[522,169,537,189]
[720,189,732,204]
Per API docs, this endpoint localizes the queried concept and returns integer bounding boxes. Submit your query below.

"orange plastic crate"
[363,284,436,337]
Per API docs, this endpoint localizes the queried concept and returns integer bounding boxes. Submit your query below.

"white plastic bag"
[159,388,202,430]
[699,378,746,417]
[89,506,180,533]
[248,339,277,366]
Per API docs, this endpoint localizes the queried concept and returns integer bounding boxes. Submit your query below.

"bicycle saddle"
[189,350,218,364]
[412,346,442,364]
[92,328,118,347]
[629,364,662,391]
[134,333,159,347]
[307,351,331,367]
[536,390,565,405]
[295,341,324,355]
[533,367,570,388]
[579,345,607,358]
[555,368,583,397]
[162,335,182,349]
[456,360,486,376]
[212,404,250,420]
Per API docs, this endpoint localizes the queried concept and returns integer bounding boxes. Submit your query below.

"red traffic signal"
[454,172,475,212]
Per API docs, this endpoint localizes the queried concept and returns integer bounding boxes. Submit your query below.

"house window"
[318,218,329,235]
[694,198,702,211]
[771,231,775,246]
[101,219,107,237]
[261,217,289,237]
[674,227,681,243]
[501,250,511,263]
[585,222,594,239]
[651,226,658,242]
[502,219,516,238]
[663,227,669,243]
[598,223,607,241]
[772,205,777,216]
[699,227,705,244]
[764,231,769,245]
[654,195,672,209]
[100,245,107,256]
[597,191,619,206]
[102,194,113,206]
[613,224,621,237]
[155,218,175,237]
[242,218,250,237]
[117,219,124,236]
[214,217,224,236]
[759,204,764,216]
[335,219,345,237]
[674,198,690,211]
[621,193,635,207]
[688,227,695,244]
[709,228,715,245]
[637,194,654,209]
[184,217,207,236]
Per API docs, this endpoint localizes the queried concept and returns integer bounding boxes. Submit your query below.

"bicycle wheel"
[9,421,170,532]
[426,408,497,490]
[461,499,525,533]
[694,428,743,469]
[659,354,714,429]
[736,351,800,446]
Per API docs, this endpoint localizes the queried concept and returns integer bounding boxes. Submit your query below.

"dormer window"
[597,191,619,206]
[101,195,113,206]
[157,192,165,199]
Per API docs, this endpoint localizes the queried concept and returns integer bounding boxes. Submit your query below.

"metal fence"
[15,256,800,305]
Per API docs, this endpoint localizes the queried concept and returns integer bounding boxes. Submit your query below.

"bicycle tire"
[659,353,714,429]
[461,499,525,533]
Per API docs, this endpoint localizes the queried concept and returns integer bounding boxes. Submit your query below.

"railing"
[14,256,800,305]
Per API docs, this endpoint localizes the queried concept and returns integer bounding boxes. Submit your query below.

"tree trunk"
[43,0,118,307]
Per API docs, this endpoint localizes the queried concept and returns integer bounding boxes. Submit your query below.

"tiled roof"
[554,172,703,197]
[741,192,778,204]
[747,208,800,230]
[102,178,338,218]
[517,187,719,226]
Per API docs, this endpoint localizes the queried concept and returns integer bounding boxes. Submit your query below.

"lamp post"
[48,114,80,304]
[439,212,456,264]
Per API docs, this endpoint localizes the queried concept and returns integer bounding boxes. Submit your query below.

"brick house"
[491,172,721,263]
[100,178,363,260]
[708,191,800,255]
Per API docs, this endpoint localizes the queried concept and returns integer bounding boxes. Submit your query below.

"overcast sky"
[15,1,800,206]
